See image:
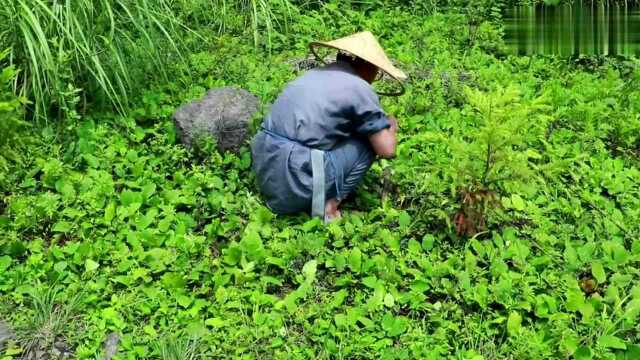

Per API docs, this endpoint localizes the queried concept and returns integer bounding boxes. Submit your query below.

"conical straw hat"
[309,31,407,96]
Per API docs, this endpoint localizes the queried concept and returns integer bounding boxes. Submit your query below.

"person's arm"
[369,115,397,159]
[349,85,397,158]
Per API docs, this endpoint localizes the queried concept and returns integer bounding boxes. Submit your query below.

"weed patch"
[1,2,640,359]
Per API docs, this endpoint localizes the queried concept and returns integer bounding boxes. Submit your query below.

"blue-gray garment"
[251,61,390,214]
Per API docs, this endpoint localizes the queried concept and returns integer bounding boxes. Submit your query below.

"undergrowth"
[0,2,639,360]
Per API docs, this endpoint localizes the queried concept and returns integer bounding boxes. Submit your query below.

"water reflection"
[504,0,640,56]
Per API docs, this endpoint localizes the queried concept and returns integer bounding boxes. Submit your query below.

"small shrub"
[0,51,29,177]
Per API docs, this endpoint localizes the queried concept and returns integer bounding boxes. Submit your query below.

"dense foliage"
[1,1,639,359]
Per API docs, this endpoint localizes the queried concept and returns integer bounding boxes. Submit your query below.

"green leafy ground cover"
[1,3,640,360]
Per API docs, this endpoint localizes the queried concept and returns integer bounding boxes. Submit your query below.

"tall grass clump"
[19,287,81,359]
[153,336,201,360]
[213,0,295,50]
[0,0,188,120]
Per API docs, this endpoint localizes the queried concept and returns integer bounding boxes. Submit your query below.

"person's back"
[264,61,386,151]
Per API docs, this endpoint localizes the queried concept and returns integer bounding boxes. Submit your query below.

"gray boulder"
[0,320,14,347]
[102,332,120,360]
[173,87,260,153]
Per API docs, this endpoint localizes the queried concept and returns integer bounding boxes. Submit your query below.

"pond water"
[504,1,640,56]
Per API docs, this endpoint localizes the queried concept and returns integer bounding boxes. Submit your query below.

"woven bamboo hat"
[309,31,407,96]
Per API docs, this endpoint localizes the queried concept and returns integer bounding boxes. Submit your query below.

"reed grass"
[0,0,187,119]
[214,0,295,50]
[0,0,299,120]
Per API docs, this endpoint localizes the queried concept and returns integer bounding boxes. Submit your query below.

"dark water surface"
[504,1,640,56]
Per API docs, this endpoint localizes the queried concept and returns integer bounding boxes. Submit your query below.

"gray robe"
[251,61,390,214]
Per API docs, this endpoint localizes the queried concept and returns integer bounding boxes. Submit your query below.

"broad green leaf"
[329,289,348,309]
[566,290,585,312]
[591,261,606,284]
[632,239,640,255]
[83,154,99,168]
[239,151,251,170]
[302,260,318,282]
[579,302,594,321]
[176,294,192,308]
[143,325,157,336]
[411,280,429,292]
[621,345,640,360]
[52,221,72,233]
[240,229,263,255]
[5,346,22,356]
[210,176,224,189]
[104,202,116,223]
[348,247,362,273]
[55,179,76,200]
[624,299,640,322]
[334,254,346,272]
[381,312,407,337]
[605,285,620,303]
[463,351,484,360]
[573,346,592,360]
[381,312,394,331]
[121,190,142,206]
[577,242,596,262]
[611,273,633,287]
[357,316,375,329]
[205,318,226,328]
[408,239,422,253]
[162,272,185,290]
[398,211,411,229]
[362,276,378,289]
[85,259,99,272]
[367,287,385,311]
[598,334,626,350]
[53,261,67,272]
[422,234,435,251]
[266,257,286,269]
[328,222,344,241]
[526,149,542,159]
[535,294,557,317]
[381,229,400,251]
[334,314,347,328]
[0,256,11,271]
[564,241,579,269]
[464,251,477,272]
[511,194,525,211]
[141,183,156,200]
[561,335,579,354]
[384,293,395,307]
[507,311,522,336]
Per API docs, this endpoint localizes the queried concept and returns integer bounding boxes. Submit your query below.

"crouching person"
[251,31,407,222]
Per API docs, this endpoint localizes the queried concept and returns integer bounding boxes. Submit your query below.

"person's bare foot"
[325,198,342,222]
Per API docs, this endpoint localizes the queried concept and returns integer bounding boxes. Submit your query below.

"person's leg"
[325,137,375,219]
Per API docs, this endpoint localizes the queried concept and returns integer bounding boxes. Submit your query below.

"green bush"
[0,51,29,177]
